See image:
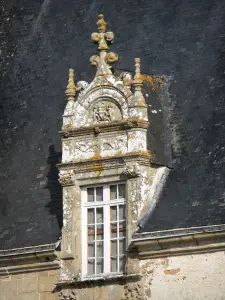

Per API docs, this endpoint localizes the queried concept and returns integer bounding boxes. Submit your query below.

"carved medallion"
[58,170,75,186]
[92,101,122,123]
[59,290,77,300]
[122,163,141,178]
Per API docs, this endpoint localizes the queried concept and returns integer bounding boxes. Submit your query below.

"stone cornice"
[57,151,152,173]
[59,119,149,138]
[131,224,225,259]
[0,243,60,275]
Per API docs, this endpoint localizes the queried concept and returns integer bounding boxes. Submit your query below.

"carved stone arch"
[74,86,129,128]
[88,97,123,125]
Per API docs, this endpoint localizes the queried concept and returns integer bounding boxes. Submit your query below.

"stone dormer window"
[57,14,167,284]
[81,182,126,278]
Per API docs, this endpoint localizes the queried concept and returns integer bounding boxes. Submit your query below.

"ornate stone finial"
[91,14,114,50]
[97,14,106,33]
[65,69,76,100]
[90,14,118,76]
[133,58,143,84]
[130,58,147,118]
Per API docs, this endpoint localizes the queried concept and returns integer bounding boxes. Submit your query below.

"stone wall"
[140,251,225,300]
[0,269,58,300]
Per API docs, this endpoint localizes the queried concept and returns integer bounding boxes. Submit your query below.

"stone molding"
[59,119,149,138]
[0,243,59,275]
[131,227,225,258]
[57,152,152,173]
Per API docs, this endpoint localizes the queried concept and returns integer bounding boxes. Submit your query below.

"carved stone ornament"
[59,290,77,300]
[58,170,75,186]
[122,163,141,178]
[92,100,122,123]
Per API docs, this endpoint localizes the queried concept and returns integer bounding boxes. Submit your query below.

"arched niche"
[74,86,129,128]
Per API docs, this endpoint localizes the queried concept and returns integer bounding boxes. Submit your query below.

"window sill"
[56,273,141,287]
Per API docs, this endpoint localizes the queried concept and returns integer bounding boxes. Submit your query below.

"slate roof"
[1,0,225,249]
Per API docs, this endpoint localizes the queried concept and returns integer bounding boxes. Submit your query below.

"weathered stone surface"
[38,275,56,292]
[17,293,40,300]
[0,269,58,300]
[140,251,225,300]
[18,278,38,294]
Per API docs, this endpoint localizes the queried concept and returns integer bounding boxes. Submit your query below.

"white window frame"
[81,182,126,279]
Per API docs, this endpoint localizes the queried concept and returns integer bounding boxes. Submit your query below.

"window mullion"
[104,184,110,274]
[82,189,87,278]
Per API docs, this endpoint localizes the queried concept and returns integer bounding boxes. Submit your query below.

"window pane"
[119,239,126,255]
[111,258,117,272]
[111,240,117,256]
[97,258,103,274]
[88,259,95,275]
[111,223,117,238]
[87,188,94,202]
[119,222,126,237]
[88,242,95,257]
[96,241,103,257]
[96,224,104,240]
[119,205,125,220]
[118,184,125,199]
[88,208,95,224]
[119,256,125,272]
[110,185,117,200]
[96,207,103,223]
[96,186,103,201]
[88,225,95,241]
[110,206,117,221]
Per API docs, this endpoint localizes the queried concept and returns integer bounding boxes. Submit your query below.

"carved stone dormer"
[57,14,164,285]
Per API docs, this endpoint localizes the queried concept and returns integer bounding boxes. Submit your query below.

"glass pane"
[110,206,117,221]
[119,256,125,272]
[96,241,103,257]
[119,239,126,255]
[119,222,125,237]
[110,185,117,200]
[96,207,103,223]
[119,205,125,220]
[96,186,103,201]
[111,258,117,272]
[88,225,95,241]
[97,258,103,274]
[111,223,117,238]
[118,184,125,199]
[88,259,95,275]
[111,240,117,256]
[88,242,95,257]
[87,188,94,202]
[96,224,104,240]
[88,208,95,224]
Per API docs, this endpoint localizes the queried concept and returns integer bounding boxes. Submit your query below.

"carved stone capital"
[122,163,141,178]
[59,290,77,300]
[58,170,75,186]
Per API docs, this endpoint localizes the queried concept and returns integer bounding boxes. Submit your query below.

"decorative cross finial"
[90,14,118,76]
[91,14,114,51]
[65,69,76,100]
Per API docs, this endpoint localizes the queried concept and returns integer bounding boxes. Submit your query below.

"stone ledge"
[0,243,60,274]
[57,151,152,172]
[59,119,149,138]
[0,261,60,276]
[131,227,225,258]
[56,274,142,288]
